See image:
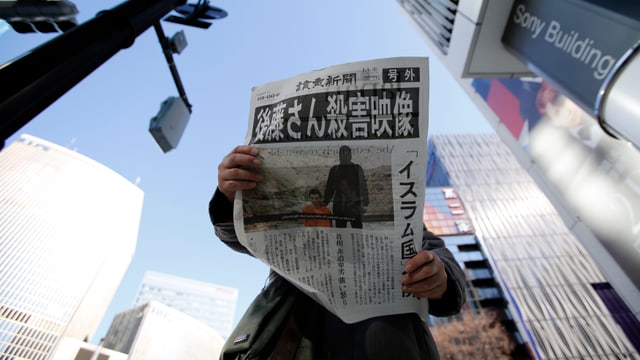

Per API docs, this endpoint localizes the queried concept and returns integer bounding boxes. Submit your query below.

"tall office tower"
[424,186,531,358]
[426,133,639,359]
[134,271,238,339]
[102,301,225,359]
[0,134,144,359]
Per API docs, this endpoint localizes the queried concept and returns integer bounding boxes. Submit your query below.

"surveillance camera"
[149,96,190,153]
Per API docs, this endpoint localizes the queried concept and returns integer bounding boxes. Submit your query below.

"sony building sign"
[502,0,639,115]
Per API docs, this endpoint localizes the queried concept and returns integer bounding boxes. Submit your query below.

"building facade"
[102,301,224,360]
[134,271,238,339]
[51,337,127,360]
[426,133,638,358]
[398,0,640,339]
[425,185,533,358]
[0,134,143,359]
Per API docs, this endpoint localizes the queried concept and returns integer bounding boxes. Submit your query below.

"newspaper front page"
[234,57,429,323]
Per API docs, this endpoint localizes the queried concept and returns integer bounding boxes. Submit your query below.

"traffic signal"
[0,0,78,33]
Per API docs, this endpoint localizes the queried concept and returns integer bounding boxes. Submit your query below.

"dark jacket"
[209,188,466,359]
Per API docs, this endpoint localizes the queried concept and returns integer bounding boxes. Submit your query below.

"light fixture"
[169,30,187,54]
[148,0,227,153]
[595,41,640,150]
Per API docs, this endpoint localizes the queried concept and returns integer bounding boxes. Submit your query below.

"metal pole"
[153,22,192,113]
[0,0,186,148]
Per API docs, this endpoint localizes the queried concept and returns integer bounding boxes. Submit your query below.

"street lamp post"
[154,21,192,113]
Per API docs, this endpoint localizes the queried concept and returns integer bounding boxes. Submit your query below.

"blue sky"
[1,0,492,343]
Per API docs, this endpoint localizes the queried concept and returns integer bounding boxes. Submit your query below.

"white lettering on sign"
[513,4,545,39]
[511,3,617,81]
[544,20,616,80]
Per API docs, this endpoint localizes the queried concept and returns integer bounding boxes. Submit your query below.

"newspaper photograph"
[233,57,430,323]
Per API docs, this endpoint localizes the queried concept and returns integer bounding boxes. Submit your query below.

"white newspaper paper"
[234,57,429,323]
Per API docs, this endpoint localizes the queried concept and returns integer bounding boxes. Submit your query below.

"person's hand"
[217,145,264,202]
[402,250,447,299]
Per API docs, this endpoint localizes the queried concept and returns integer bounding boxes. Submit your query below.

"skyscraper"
[426,133,639,359]
[0,134,144,359]
[133,271,238,339]
[424,185,535,358]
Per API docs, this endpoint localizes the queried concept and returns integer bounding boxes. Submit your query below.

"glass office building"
[134,271,238,339]
[424,186,532,358]
[0,134,143,359]
[426,133,639,359]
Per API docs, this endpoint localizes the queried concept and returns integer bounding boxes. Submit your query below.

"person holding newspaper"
[210,145,466,360]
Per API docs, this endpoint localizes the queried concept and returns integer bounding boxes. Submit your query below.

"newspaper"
[234,57,429,323]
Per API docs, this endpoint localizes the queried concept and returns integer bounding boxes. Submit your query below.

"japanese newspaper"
[234,57,429,323]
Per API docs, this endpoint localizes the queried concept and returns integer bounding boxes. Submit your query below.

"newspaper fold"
[234,57,430,323]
